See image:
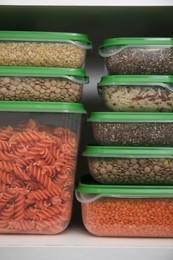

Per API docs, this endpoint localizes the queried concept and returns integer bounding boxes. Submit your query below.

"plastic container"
[76,175,173,237]
[99,37,173,75]
[97,75,173,112]
[83,146,173,185]
[0,66,89,102]
[0,31,92,68]
[0,101,86,234]
[88,112,173,146]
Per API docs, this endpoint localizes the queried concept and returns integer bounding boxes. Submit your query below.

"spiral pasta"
[0,119,78,234]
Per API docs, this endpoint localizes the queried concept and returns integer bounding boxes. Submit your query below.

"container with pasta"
[0,31,92,68]
[0,101,86,234]
[0,66,89,102]
[88,112,173,146]
[97,75,173,112]
[76,175,173,237]
[83,146,173,185]
[99,37,173,75]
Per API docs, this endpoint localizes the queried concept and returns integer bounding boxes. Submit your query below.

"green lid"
[0,101,86,113]
[0,66,89,84]
[98,75,173,86]
[76,175,173,197]
[99,37,173,49]
[0,31,92,49]
[83,146,173,157]
[87,112,173,122]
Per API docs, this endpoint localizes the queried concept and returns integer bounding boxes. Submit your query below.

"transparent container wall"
[0,111,82,234]
[99,85,173,112]
[87,157,173,185]
[92,122,173,146]
[0,76,83,102]
[105,47,173,75]
[0,42,86,68]
[81,197,173,237]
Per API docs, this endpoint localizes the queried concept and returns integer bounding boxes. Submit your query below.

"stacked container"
[76,37,173,237]
[0,31,92,234]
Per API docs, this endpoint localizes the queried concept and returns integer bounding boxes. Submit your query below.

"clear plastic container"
[76,175,173,237]
[83,146,173,185]
[0,67,89,102]
[98,75,173,112]
[0,101,86,234]
[99,37,173,75]
[88,112,173,146]
[0,31,92,68]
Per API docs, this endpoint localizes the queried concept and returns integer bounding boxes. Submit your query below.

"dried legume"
[92,122,173,146]
[88,157,173,185]
[105,48,173,75]
[0,42,86,68]
[0,77,82,102]
[82,198,173,237]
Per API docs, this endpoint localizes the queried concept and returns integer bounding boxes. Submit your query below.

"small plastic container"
[88,112,173,146]
[99,37,173,75]
[83,146,173,185]
[0,66,89,102]
[97,75,173,112]
[0,31,92,68]
[0,101,86,234]
[76,175,173,237]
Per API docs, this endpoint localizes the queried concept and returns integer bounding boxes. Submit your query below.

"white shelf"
[0,219,173,260]
[0,0,173,6]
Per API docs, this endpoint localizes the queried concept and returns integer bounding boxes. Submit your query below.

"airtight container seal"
[83,146,173,185]
[0,101,86,234]
[88,112,173,146]
[97,75,173,112]
[99,37,173,75]
[0,31,92,68]
[76,175,173,237]
[0,66,89,102]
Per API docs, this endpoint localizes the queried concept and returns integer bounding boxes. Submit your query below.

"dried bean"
[0,42,86,68]
[92,122,173,146]
[105,48,173,75]
[0,77,82,102]
[82,198,173,237]
[88,157,173,185]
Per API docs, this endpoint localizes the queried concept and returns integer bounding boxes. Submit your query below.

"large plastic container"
[0,101,86,234]
[88,112,173,146]
[97,75,173,112]
[0,31,92,68]
[0,67,89,102]
[99,37,173,75]
[76,175,173,237]
[83,146,173,185]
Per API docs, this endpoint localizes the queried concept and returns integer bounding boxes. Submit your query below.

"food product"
[83,146,173,185]
[99,38,173,75]
[0,31,92,68]
[76,175,173,237]
[0,101,86,234]
[98,75,173,112]
[0,67,88,102]
[88,112,173,146]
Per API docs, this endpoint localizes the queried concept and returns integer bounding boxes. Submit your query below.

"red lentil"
[81,198,173,237]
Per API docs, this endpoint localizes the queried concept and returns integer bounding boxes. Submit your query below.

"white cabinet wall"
[0,3,173,260]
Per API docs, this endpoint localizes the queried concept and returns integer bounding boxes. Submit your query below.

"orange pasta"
[0,119,78,234]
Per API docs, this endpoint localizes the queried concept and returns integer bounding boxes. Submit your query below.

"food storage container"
[97,75,173,112]
[88,112,173,146]
[0,66,89,102]
[0,31,92,68]
[76,175,173,237]
[0,101,86,234]
[99,37,173,75]
[83,146,173,185]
